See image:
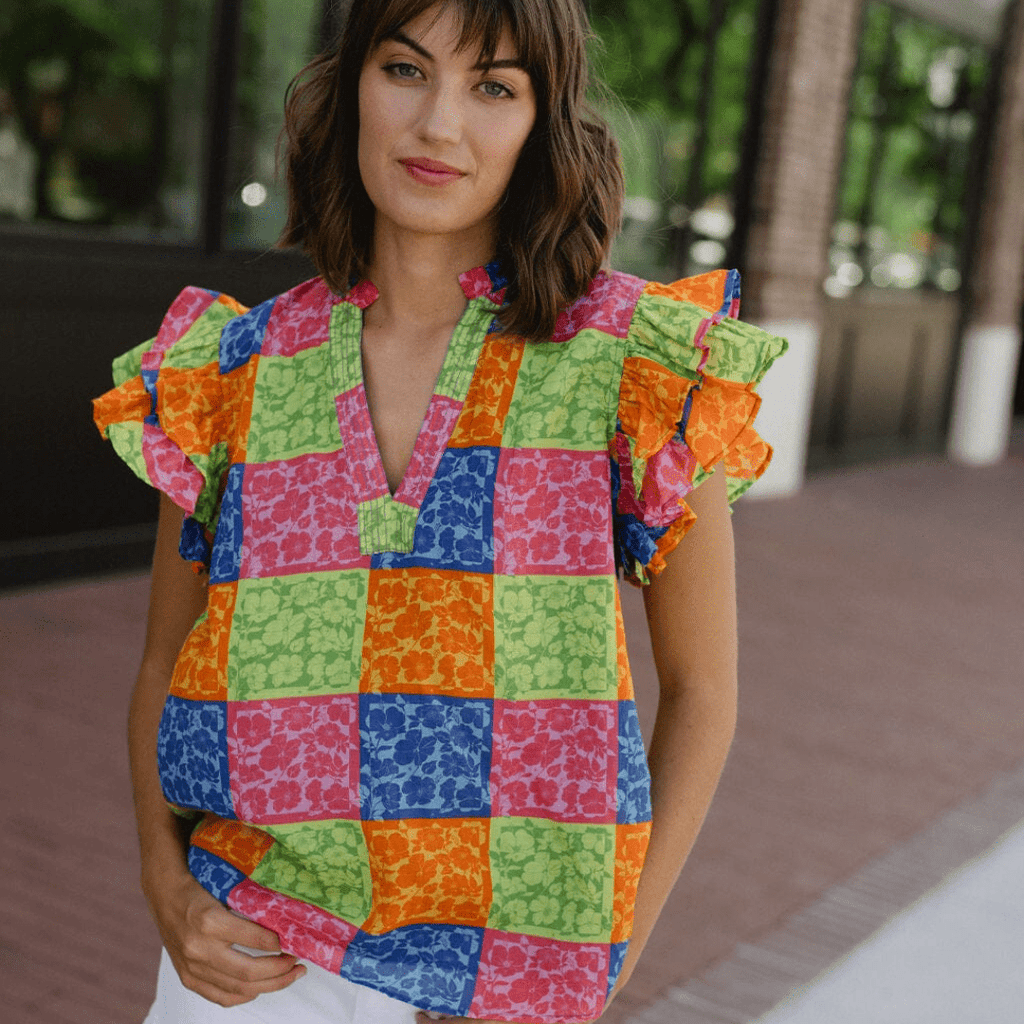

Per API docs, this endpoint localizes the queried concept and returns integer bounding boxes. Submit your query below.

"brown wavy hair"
[278,0,624,341]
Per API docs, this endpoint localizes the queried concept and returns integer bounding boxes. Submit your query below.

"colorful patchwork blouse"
[93,263,786,1024]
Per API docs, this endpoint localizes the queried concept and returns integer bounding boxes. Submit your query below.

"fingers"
[221,946,303,983]
[175,932,303,989]
[173,955,307,1008]
[157,878,307,1006]
[185,897,281,953]
[224,914,285,954]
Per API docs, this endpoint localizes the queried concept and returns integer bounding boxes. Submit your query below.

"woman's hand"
[146,866,307,1007]
[131,494,305,1007]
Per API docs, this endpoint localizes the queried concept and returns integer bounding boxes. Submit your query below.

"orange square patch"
[618,357,692,462]
[645,270,729,313]
[220,358,258,464]
[156,362,223,459]
[685,376,759,471]
[93,375,150,436]
[192,814,274,875]
[362,818,491,934]
[614,590,633,703]
[361,569,494,698]
[449,336,524,449]
[611,822,652,944]
[169,582,237,701]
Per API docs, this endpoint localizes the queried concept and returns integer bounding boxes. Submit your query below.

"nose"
[417,81,462,144]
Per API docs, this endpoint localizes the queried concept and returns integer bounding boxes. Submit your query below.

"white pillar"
[948,324,1022,465]
[748,319,820,498]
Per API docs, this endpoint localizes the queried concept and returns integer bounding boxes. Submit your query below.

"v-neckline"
[328,263,507,556]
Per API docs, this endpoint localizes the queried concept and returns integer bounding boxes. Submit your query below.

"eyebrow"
[382,30,527,72]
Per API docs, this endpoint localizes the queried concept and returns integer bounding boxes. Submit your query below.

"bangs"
[281,0,620,341]
[368,0,544,77]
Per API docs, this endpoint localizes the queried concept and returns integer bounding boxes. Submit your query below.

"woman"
[92,1,787,1022]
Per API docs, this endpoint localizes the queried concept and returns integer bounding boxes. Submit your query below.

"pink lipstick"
[400,157,466,186]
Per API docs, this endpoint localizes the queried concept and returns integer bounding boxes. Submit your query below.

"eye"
[480,79,514,99]
[383,61,422,80]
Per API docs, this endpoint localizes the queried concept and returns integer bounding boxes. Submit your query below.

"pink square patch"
[490,700,618,824]
[552,271,646,344]
[228,695,361,824]
[228,880,358,974]
[493,448,613,576]
[260,278,333,358]
[143,286,218,370]
[335,388,390,503]
[470,931,609,1023]
[240,452,370,578]
[393,395,462,507]
[142,422,204,515]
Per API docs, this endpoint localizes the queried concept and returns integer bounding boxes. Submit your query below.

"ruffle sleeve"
[92,286,250,566]
[613,269,788,586]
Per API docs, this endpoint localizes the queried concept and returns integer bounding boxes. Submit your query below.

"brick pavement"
[2,455,1021,1024]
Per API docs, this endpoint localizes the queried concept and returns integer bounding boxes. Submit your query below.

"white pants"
[143,947,443,1023]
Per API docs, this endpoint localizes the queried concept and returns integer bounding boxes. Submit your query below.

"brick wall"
[744,0,865,323]
[970,0,1024,328]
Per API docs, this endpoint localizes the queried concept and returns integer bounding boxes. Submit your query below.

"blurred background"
[1,3,1023,1024]
[1,0,1022,584]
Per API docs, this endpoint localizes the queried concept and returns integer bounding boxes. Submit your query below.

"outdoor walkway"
[753,815,1024,1024]
[2,453,1022,1024]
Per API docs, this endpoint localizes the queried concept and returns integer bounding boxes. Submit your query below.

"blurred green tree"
[833,1,992,292]
[0,0,164,222]
[589,0,761,277]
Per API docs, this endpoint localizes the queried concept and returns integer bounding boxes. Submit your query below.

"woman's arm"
[132,492,307,1006]
[605,464,739,1011]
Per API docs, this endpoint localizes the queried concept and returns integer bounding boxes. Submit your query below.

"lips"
[400,157,466,186]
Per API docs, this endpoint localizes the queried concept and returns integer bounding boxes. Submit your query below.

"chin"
[379,201,497,240]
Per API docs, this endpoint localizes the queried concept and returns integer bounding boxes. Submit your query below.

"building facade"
[1,0,1021,583]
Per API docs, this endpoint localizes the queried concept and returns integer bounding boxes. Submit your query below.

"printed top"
[93,263,786,1024]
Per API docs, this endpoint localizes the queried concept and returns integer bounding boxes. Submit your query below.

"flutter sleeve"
[612,269,788,586]
[92,286,250,565]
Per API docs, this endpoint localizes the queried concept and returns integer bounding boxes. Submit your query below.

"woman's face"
[358,5,537,250]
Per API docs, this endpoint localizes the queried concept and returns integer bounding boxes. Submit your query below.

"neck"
[363,220,496,332]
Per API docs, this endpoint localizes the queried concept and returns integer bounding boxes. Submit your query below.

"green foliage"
[835,1,993,289]
[590,0,761,277]
[0,0,167,222]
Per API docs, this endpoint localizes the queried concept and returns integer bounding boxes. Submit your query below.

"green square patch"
[493,575,618,701]
[251,819,372,926]
[501,329,619,451]
[230,571,368,700]
[247,348,343,464]
[162,301,239,370]
[487,817,615,942]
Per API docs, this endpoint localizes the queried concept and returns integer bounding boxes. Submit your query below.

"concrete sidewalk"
[3,454,1022,1024]
[754,816,1024,1024]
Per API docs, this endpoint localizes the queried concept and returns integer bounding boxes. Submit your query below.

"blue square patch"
[341,923,484,1016]
[209,464,244,584]
[188,845,246,903]
[616,700,652,825]
[220,296,276,374]
[359,694,493,820]
[607,940,630,1000]
[373,447,498,573]
[157,696,235,819]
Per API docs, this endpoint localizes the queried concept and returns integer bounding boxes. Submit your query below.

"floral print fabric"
[93,264,785,1023]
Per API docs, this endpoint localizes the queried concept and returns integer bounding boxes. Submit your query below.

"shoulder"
[154,276,332,375]
[551,269,649,343]
[548,268,745,345]
[626,268,787,385]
